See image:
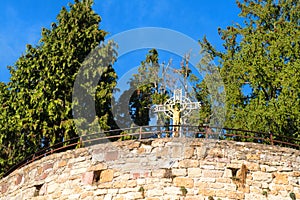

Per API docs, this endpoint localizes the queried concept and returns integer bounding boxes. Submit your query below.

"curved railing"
[2,125,300,178]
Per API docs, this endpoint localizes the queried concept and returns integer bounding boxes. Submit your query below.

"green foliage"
[290,192,296,200]
[125,49,202,128]
[125,49,169,126]
[180,186,188,196]
[199,0,300,139]
[0,0,117,177]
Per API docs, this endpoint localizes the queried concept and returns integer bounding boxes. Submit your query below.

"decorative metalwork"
[153,89,201,137]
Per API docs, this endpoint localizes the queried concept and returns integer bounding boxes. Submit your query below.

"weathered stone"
[184,147,194,159]
[125,141,140,149]
[215,189,227,197]
[47,183,58,194]
[172,168,187,176]
[202,170,223,178]
[39,183,47,196]
[223,168,233,178]
[1,184,8,194]
[227,191,245,199]
[88,163,107,171]
[163,186,182,195]
[146,188,164,196]
[187,168,202,177]
[273,173,289,184]
[155,147,169,158]
[81,191,94,199]
[15,174,23,185]
[293,171,300,177]
[82,171,94,185]
[173,177,194,188]
[252,171,273,182]
[1,138,300,200]
[113,181,127,188]
[43,163,54,171]
[178,159,199,168]
[57,160,67,167]
[105,151,118,161]
[100,169,114,183]
[70,167,86,176]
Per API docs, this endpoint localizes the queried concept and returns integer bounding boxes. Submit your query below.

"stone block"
[112,181,127,188]
[178,160,199,168]
[127,180,137,187]
[100,169,114,183]
[1,184,8,194]
[94,189,108,195]
[227,191,245,199]
[70,167,86,176]
[163,186,182,195]
[68,156,86,164]
[146,188,164,196]
[266,166,277,172]
[43,163,54,171]
[15,174,23,185]
[202,188,215,196]
[246,153,260,160]
[81,191,94,199]
[215,189,227,197]
[293,171,300,177]
[170,145,183,158]
[245,162,260,171]
[223,168,232,178]
[47,183,58,194]
[155,147,169,158]
[82,171,94,185]
[125,141,140,149]
[151,169,166,178]
[187,168,202,177]
[172,168,187,176]
[252,171,273,182]
[57,160,67,167]
[273,172,289,184]
[173,177,194,188]
[22,187,36,199]
[184,147,194,159]
[88,163,107,171]
[105,151,118,161]
[202,170,223,178]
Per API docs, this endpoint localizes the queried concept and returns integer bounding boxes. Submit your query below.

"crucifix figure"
[153,89,201,137]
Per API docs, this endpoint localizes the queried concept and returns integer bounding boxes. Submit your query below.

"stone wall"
[0,138,300,200]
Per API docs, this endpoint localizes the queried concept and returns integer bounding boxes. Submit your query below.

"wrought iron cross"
[153,89,200,137]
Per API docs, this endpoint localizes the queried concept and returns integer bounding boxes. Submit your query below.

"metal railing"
[2,125,300,178]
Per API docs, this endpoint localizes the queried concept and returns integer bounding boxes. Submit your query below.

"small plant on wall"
[262,190,268,197]
[138,186,145,198]
[180,186,187,197]
[289,192,296,200]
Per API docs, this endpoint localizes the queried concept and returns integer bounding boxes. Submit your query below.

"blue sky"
[0,0,242,83]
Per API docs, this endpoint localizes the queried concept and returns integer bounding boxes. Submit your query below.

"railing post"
[204,124,208,139]
[269,132,273,145]
[139,126,142,140]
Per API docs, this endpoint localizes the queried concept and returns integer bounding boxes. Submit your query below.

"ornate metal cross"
[153,89,201,137]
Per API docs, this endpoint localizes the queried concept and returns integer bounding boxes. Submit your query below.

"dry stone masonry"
[0,138,300,200]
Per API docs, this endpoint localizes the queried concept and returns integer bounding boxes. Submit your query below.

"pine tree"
[0,0,117,176]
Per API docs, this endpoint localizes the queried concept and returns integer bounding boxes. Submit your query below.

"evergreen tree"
[0,0,117,176]
[199,0,300,139]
